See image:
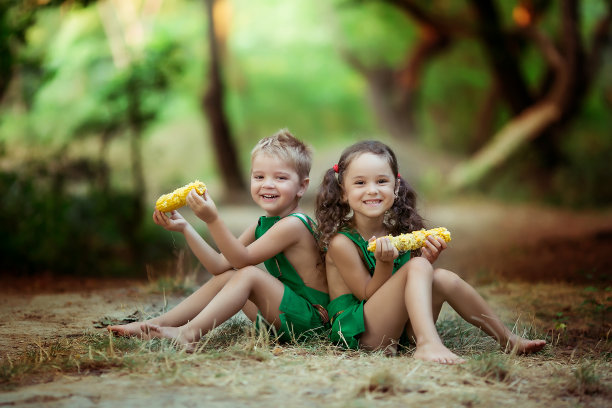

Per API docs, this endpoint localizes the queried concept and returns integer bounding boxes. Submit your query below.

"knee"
[400,257,433,279]
[231,266,264,283]
[432,269,462,295]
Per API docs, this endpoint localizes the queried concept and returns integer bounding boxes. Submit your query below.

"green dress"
[255,213,330,342]
[327,229,412,349]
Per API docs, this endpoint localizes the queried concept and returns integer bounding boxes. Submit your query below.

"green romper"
[255,213,330,342]
[327,229,412,349]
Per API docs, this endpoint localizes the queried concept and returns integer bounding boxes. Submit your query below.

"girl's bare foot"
[108,321,152,340]
[504,335,546,354]
[143,324,199,352]
[413,342,466,365]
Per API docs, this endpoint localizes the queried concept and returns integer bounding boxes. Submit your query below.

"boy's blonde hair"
[251,129,312,180]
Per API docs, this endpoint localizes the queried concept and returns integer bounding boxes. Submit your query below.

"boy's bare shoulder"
[274,214,313,234]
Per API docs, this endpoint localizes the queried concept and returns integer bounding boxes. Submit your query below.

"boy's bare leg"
[432,269,546,354]
[108,271,237,338]
[361,258,465,364]
[144,266,285,345]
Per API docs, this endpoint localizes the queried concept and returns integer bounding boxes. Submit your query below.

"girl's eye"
[378,178,389,184]
[354,180,364,185]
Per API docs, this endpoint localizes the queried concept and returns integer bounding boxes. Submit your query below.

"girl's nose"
[366,182,378,194]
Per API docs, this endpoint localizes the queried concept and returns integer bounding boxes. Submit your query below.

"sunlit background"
[1,0,611,278]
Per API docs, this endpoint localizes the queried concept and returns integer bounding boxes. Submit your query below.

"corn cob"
[155,180,207,212]
[367,227,451,252]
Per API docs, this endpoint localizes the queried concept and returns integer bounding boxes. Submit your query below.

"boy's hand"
[421,235,447,263]
[152,209,188,232]
[187,190,218,223]
[372,236,398,263]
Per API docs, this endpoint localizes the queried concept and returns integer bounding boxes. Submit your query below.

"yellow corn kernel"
[155,180,207,212]
[367,227,451,252]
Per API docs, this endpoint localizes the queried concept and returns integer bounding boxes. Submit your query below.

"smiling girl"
[316,140,545,364]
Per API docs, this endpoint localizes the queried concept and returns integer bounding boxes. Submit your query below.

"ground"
[0,198,611,407]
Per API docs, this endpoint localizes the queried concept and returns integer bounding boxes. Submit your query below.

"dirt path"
[1,199,611,407]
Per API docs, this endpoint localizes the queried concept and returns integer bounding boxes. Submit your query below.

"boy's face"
[250,153,309,217]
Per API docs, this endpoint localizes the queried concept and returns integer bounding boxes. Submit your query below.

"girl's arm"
[420,236,447,264]
[327,235,396,301]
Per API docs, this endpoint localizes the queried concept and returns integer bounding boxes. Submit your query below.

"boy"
[109,129,328,349]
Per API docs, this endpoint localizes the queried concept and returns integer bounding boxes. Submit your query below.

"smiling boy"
[136,129,329,348]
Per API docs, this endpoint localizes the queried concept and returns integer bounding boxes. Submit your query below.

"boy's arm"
[206,216,302,268]
[187,189,302,268]
[328,235,394,301]
[153,209,256,275]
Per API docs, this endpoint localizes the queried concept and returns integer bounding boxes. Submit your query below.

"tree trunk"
[470,0,533,114]
[202,0,245,199]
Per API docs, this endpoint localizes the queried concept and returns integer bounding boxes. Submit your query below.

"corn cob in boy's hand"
[367,227,451,252]
[155,180,207,212]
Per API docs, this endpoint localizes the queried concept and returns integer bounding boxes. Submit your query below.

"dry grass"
[1,279,611,407]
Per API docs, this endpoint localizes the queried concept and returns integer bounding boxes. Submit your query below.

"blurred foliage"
[0,165,176,276]
[0,0,611,276]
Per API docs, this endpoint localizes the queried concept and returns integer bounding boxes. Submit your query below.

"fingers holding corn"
[155,180,207,212]
[367,227,451,252]
[186,188,219,223]
[372,235,399,263]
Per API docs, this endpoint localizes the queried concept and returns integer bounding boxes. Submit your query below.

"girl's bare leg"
[431,269,546,354]
[360,257,464,364]
[108,271,256,338]
[144,266,285,348]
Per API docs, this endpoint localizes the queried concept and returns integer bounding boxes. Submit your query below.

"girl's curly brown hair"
[315,140,425,253]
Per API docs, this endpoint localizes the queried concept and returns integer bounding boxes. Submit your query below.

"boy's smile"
[250,153,308,217]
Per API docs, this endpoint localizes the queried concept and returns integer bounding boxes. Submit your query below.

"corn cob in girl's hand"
[367,227,451,252]
[155,180,207,212]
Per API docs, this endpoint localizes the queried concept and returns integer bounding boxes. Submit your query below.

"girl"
[315,140,546,364]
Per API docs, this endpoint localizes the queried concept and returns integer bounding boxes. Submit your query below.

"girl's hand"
[421,235,447,263]
[372,236,398,263]
[152,209,188,232]
[186,189,218,223]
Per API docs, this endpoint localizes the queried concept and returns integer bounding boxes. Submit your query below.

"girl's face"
[342,152,396,222]
[250,153,308,217]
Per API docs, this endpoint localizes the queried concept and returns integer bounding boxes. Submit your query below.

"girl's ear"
[297,177,309,198]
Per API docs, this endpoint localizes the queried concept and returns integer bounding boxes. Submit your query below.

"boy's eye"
[253,175,263,180]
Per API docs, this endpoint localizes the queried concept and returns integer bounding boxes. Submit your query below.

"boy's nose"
[262,177,275,187]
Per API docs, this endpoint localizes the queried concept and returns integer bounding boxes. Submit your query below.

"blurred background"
[1,0,611,280]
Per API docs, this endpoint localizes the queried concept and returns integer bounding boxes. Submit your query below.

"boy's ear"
[297,177,309,198]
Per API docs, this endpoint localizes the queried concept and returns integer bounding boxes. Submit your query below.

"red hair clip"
[333,164,339,173]
[397,172,401,178]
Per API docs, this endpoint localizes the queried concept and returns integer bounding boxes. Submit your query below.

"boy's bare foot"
[108,321,152,340]
[504,335,546,354]
[413,342,466,365]
[143,324,199,352]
